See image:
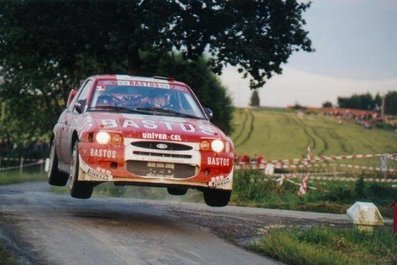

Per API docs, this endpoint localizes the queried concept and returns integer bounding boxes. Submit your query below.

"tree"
[0,0,313,142]
[384,91,397,115]
[0,0,313,87]
[250,90,260,107]
[173,1,314,89]
[322,101,333,108]
[336,92,397,113]
[337,93,376,110]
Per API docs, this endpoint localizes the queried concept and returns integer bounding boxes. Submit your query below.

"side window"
[68,79,94,113]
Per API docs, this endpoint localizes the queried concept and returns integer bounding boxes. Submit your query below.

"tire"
[203,189,231,207]
[167,187,188,196]
[48,139,69,186]
[69,141,93,199]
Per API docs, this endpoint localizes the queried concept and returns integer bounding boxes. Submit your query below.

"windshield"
[89,80,206,119]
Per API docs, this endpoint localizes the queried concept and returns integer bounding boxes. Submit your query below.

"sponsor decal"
[141,132,182,141]
[98,80,170,89]
[97,79,188,91]
[97,80,117,86]
[130,80,170,88]
[209,176,231,187]
[87,167,112,181]
[101,119,118,128]
[207,157,230,166]
[117,80,130,86]
[170,134,182,141]
[170,85,188,92]
[90,148,116,159]
[142,132,167,140]
[123,120,140,128]
[101,119,215,135]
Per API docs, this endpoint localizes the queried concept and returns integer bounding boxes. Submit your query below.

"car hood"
[78,111,226,142]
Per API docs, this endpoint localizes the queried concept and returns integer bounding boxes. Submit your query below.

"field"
[230,107,397,214]
[232,107,397,160]
[232,107,397,265]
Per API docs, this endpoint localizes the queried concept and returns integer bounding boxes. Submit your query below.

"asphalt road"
[0,182,365,265]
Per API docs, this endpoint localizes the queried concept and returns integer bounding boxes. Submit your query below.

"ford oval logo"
[156,143,168,149]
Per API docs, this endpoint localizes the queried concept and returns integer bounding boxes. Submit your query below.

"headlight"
[95,131,111,144]
[211,139,224,153]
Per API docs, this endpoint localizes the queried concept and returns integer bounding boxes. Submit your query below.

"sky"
[220,0,397,108]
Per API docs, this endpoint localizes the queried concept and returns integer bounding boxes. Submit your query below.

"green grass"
[0,170,46,185]
[0,246,17,265]
[232,108,397,160]
[0,241,18,265]
[230,170,396,217]
[250,226,397,265]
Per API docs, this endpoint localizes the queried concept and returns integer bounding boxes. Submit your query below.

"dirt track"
[0,182,367,265]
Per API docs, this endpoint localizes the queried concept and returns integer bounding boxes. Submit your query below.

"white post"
[19,157,24,175]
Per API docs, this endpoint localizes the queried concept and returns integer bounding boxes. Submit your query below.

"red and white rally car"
[47,75,234,206]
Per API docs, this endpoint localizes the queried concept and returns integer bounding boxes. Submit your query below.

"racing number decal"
[147,162,174,177]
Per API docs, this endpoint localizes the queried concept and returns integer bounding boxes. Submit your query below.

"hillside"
[231,107,397,161]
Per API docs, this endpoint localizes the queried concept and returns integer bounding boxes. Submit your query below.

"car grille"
[132,151,191,159]
[131,141,193,151]
[126,161,198,179]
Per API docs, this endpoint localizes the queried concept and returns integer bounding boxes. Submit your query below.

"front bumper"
[77,138,234,190]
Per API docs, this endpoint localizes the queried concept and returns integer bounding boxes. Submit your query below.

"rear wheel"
[69,141,93,199]
[167,187,188,196]
[203,189,231,207]
[47,139,68,186]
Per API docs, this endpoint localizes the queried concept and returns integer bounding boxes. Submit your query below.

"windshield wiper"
[89,106,152,115]
[136,107,203,119]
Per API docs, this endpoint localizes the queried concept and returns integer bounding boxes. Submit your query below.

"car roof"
[90,74,187,87]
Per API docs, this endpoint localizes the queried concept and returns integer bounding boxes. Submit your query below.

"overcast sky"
[220,0,397,107]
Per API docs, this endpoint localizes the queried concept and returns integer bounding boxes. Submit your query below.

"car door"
[60,79,94,165]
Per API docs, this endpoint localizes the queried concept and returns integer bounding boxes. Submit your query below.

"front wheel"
[69,141,93,199]
[48,139,68,186]
[203,189,231,207]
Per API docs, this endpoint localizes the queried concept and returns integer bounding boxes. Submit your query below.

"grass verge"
[230,170,396,218]
[0,244,18,265]
[0,170,46,185]
[250,226,397,265]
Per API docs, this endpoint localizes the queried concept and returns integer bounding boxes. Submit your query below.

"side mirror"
[75,99,86,114]
[204,107,214,120]
[66,88,78,107]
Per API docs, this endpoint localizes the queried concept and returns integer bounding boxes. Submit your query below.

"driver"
[150,91,170,108]
[95,94,115,107]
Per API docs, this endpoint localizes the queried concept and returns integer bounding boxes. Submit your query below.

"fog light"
[200,140,211,150]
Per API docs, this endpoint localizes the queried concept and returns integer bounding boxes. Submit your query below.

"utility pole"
[381,93,385,117]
